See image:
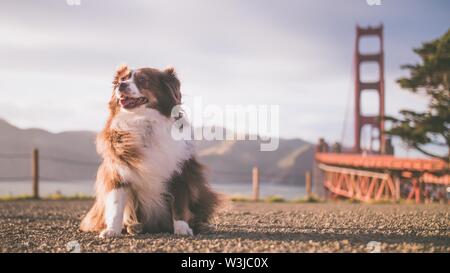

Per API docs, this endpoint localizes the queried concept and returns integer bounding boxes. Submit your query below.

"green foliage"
[229,195,253,202]
[264,195,285,203]
[387,29,450,161]
[0,194,34,201]
[0,193,93,201]
[292,195,323,203]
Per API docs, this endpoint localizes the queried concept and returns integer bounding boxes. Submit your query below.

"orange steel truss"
[319,164,399,202]
[316,153,449,203]
[316,153,447,172]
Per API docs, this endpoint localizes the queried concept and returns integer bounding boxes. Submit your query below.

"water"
[0,180,305,200]
[213,183,305,200]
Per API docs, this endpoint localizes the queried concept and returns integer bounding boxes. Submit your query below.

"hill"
[0,119,314,185]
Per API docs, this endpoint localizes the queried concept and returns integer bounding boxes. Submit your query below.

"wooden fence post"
[32,148,39,199]
[419,178,424,204]
[394,177,401,201]
[305,171,312,199]
[252,166,259,201]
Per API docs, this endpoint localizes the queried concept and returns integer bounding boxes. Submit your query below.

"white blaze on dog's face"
[114,67,181,117]
[116,71,140,97]
[115,70,149,110]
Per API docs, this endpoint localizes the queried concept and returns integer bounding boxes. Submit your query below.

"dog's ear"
[162,67,181,105]
[112,64,130,88]
[109,64,129,116]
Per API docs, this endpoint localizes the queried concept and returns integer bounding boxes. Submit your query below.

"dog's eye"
[137,76,146,83]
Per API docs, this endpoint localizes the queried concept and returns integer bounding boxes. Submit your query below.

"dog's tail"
[80,199,106,232]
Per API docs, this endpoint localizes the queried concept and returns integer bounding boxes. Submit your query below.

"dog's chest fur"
[109,107,193,223]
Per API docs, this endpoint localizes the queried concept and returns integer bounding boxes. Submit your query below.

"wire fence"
[0,149,313,201]
[0,152,100,182]
[0,151,305,183]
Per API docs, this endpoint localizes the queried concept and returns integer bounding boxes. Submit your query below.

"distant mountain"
[0,119,314,185]
[0,119,99,182]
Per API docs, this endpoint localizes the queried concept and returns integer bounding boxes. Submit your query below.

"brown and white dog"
[80,65,220,238]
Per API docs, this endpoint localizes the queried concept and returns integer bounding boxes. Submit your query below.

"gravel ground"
[0,200,449,253]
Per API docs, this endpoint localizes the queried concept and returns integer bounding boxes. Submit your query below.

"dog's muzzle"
[119,96,149,109]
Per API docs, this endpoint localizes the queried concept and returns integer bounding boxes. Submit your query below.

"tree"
[386,29,450,162]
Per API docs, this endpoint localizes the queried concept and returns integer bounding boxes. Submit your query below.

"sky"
[0,0,449,155]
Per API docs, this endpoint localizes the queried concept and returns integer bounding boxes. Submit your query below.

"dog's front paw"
[174,220,193,236]
[99,229,121,239]
[127,223,144,235]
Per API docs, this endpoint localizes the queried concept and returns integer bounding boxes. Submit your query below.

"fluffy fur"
[80,65,220,237]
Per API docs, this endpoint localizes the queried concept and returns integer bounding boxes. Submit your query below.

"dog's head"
[111,65,181,117]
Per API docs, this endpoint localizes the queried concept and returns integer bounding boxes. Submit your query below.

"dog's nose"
[119,82,129,92]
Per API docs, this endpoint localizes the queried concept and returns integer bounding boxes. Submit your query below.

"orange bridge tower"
[354,25,386,154]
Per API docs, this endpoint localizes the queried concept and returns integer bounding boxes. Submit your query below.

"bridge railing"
[315,153,449,204]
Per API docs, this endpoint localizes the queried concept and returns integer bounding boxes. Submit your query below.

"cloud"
[0,0,448,150]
